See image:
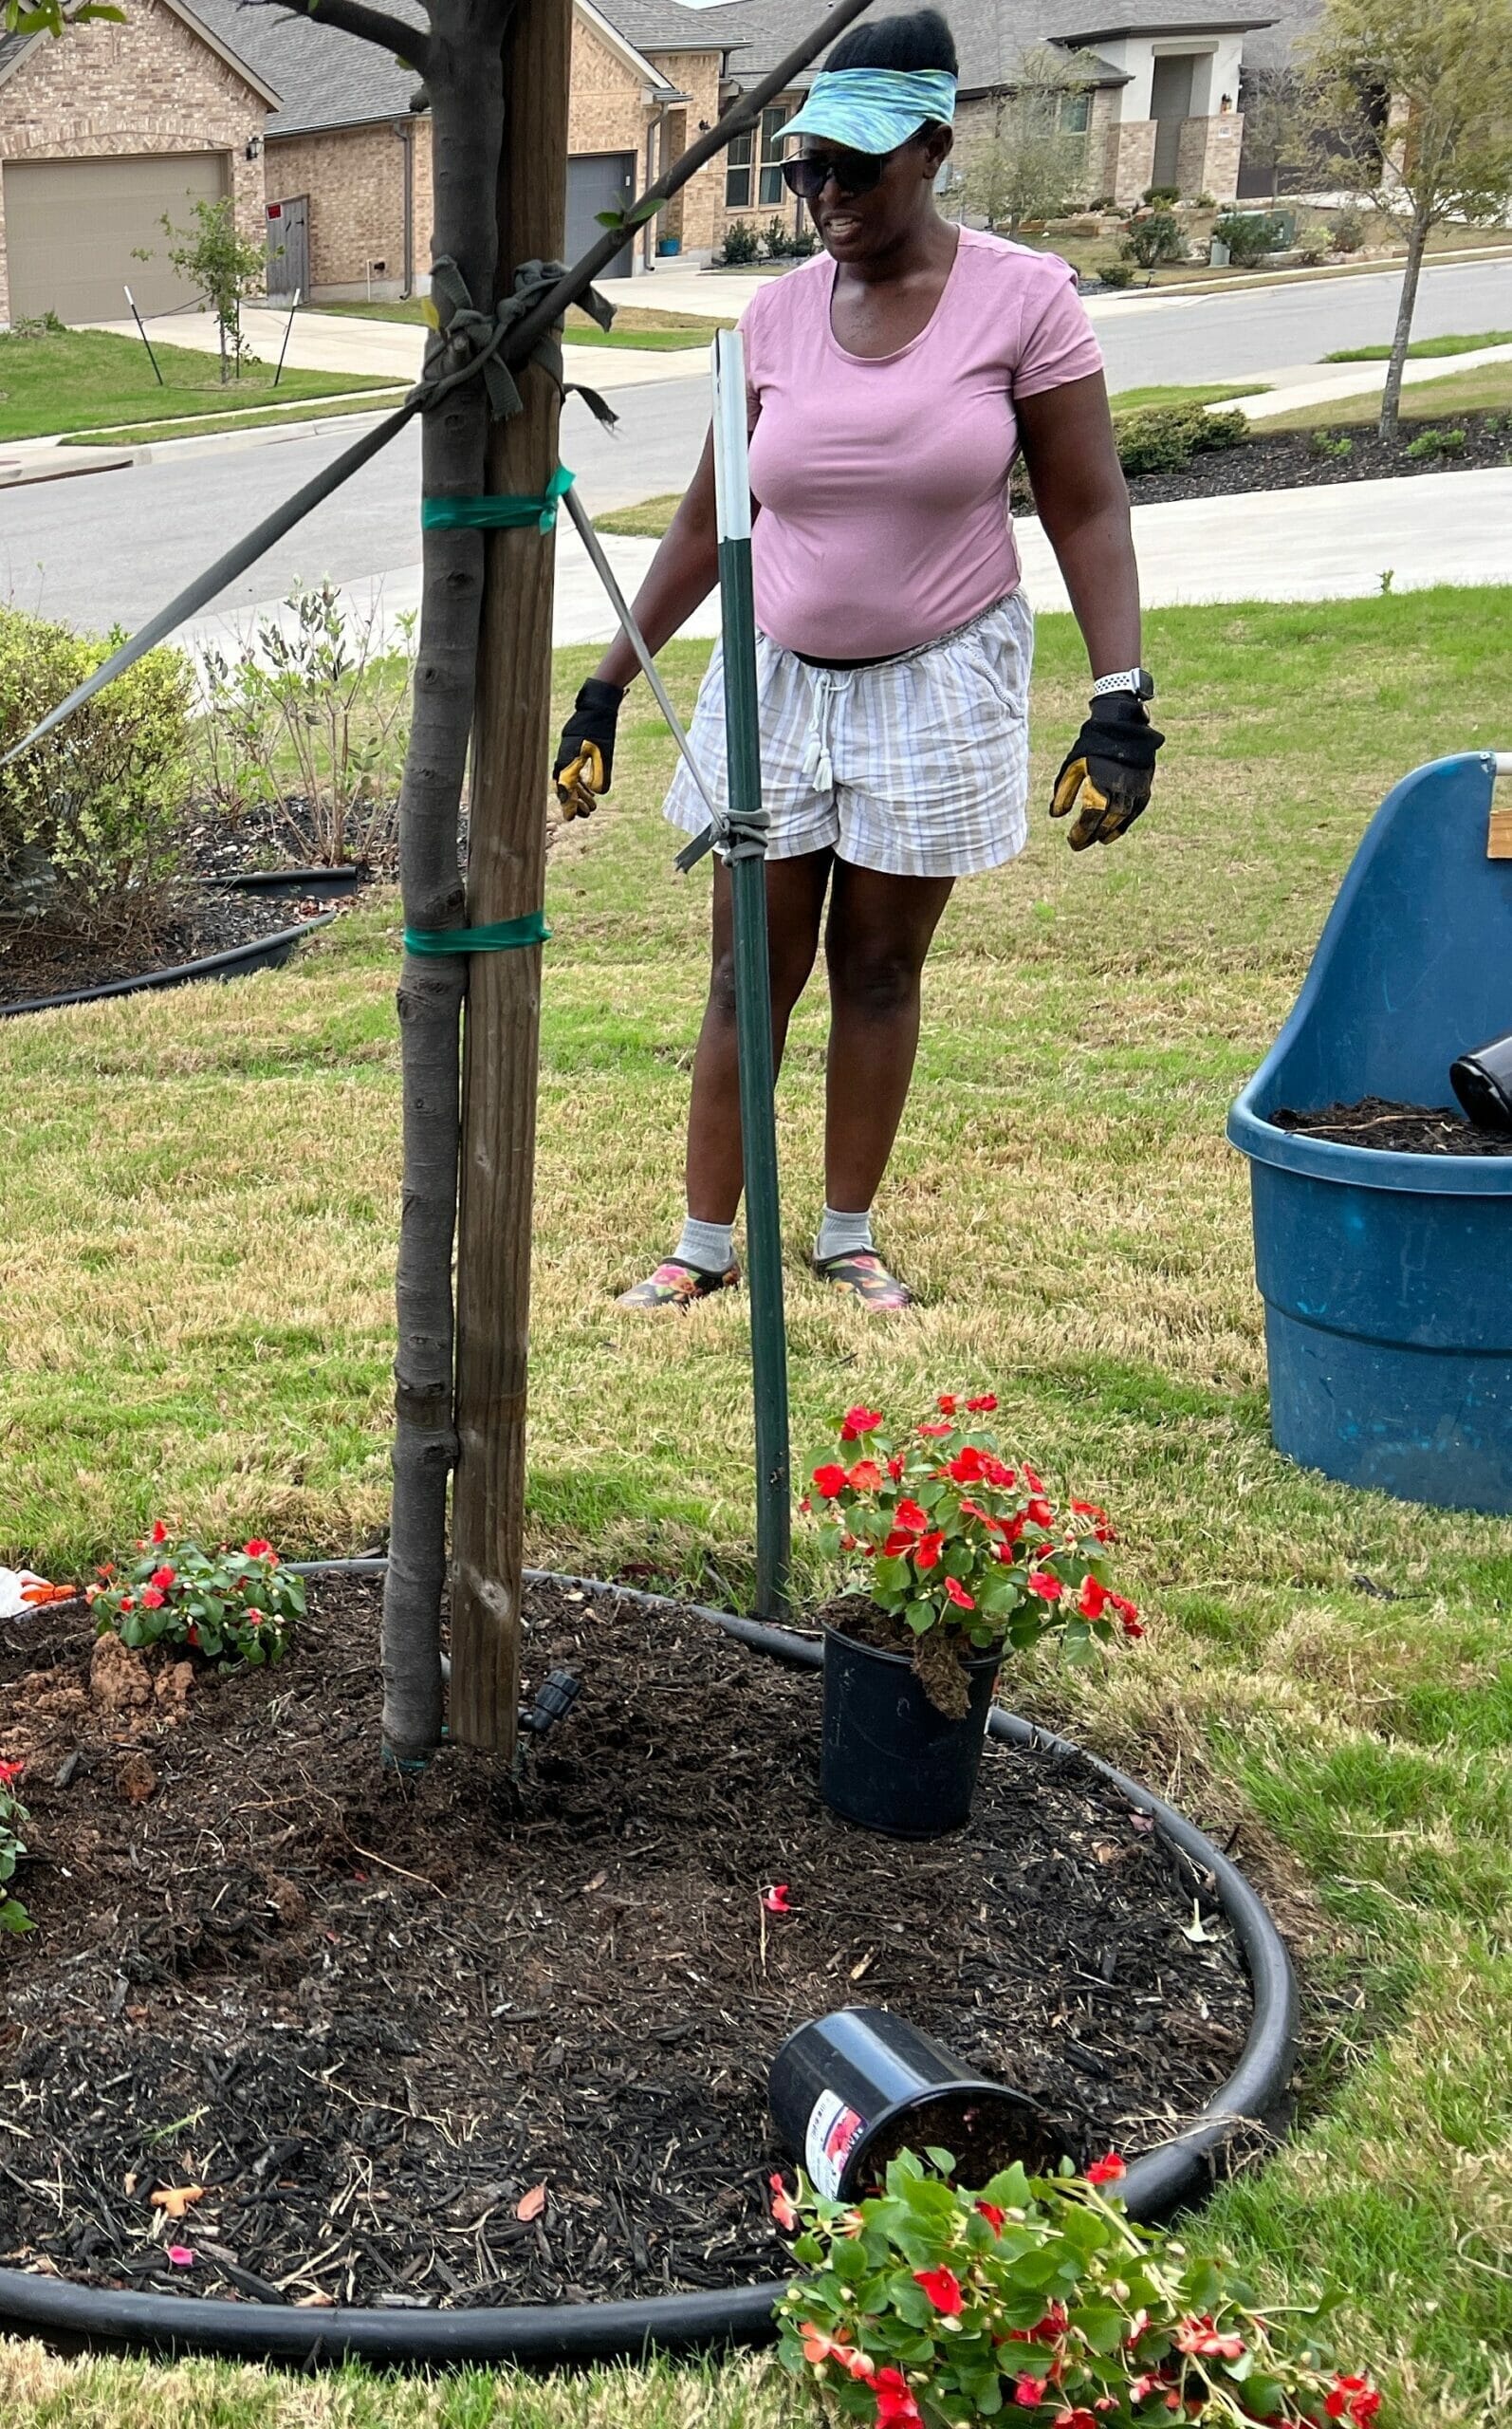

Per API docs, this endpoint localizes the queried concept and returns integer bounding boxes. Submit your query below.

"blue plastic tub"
[1227,751,1512,1512]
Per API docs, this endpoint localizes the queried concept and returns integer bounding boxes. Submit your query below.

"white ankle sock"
[817,1204,875,1263]
[673,1214,735,1274]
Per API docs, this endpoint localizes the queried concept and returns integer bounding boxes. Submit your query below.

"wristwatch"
[1090,667,1156,703]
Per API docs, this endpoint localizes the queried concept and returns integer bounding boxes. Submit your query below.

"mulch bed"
[1015,411,1512,516]
[0,1574,1259,2311]
[180,800,396,888]
[0,888,328,1011]
[1272,1095,1512,1156]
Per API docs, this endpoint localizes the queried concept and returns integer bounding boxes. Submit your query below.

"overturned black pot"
[821,1622,1000,1838]
[771,2008,1055,2200]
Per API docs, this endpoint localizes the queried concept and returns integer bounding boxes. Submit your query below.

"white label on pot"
[805,2090,866,2199]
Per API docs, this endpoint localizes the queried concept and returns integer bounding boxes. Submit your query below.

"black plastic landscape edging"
[0,911,337,1019]
[0,1563,1298,2372]
[223,867,364,899]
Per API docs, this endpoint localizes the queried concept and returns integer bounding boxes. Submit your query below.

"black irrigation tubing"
[0,911,336,1021]
[0,1564,1298,2372]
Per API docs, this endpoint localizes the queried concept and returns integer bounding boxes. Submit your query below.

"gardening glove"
[1050,694,1165,850]
[553,677,625,820]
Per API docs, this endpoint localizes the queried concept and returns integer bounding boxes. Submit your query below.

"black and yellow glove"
[552,677,625,819]
[1050,694,1165,850]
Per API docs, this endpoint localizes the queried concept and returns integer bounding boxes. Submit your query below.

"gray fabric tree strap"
[0,256,614,773]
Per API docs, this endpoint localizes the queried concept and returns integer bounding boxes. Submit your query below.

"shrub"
[1329,203,1366,254]
[1112,402,1248,477]
[1142,182,1182,206]
[719,219,760,265]
[89,1526,304,1667]
[1295,230,1329,266]
[1309,428,1355,460]
[1404,424,1466,460]
[1084,193,1116,213]
[0,1761,32,1936]
[0,607,192,940]
[1120,209,1186,270]
[772,2150,1382,2429]
[1097,256,1135,288]
[1189,404,1248,454]
[1193,190,1217,210]
[1211,209,1287,268]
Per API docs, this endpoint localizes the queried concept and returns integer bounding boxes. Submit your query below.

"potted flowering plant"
[87,1526,304,1667]
[0,1760,32,1935]
[806,1397,1140,1836]
[771,2148,1381,2429]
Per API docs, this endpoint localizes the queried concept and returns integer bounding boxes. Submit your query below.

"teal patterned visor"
[781,67,959,156]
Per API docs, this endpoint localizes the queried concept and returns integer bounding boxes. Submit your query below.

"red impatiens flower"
[150,1520,170,1545]
[149,1567,175,1590]
[165,2245,194,2268]
[1128,2372,1168,2403]
[917,1421,953,1438]
[1077,1576,1110,1621]
[761,1883,791,1914]
[936,1394,958,1415]
[894,1499,928,1533]
[1026,1495,1055,1530]
[1013,2376,1047,2406]
[1110,1592,1143,1639]
[799,2321,876,2380]
[1174,2316,1246,2362]
[1071,1499,1116,1543]
[967,1393,999,1413]
[913,2266,965,2316]
[0,1760,25,1789]
[887,1454,906,1481]
[244,1539,274,1560]
[813,1465,849,1500]
[1026,1569,1063,1602]
[848,1460,884,1493]
[247,1609,265,1627]
[883,1530,917,1558]
[1325,2377,1381,2427]
[841,1406,884,1441]
[976,2200,1007,2233]
[874,2367,924,2428]
[139,1585,165,1610]
[983,1455,1018,1489]
[945,1577,976,1611]
[913,1530,946,1570]
[1010,2303,1069,2344]
[1085,2151,1126,2185]
[1051,2410,1100,2429]
[947,1445,991,1485]
[769,2173,800,2233]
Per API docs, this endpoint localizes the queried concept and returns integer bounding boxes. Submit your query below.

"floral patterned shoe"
[616,1256,741,1311]
[812,1248,915,1310]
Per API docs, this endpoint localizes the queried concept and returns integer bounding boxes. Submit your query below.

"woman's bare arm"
[1016,374,1141,677]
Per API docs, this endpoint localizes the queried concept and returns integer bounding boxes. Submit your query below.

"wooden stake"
[449,0,570,1754]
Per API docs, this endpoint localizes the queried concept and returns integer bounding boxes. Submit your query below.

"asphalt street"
[5,254,1508,635]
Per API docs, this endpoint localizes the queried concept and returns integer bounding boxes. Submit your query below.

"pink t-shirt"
[742,227,1103,658]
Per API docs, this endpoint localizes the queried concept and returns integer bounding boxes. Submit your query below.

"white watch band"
[1091,670,1145,699]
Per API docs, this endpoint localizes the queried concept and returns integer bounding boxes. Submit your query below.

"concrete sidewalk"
[178,465,1511,667]
[1227,343,1512,423]
[85,306,711,392]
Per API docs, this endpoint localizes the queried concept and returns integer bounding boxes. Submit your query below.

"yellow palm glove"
[1050,695,1165,850]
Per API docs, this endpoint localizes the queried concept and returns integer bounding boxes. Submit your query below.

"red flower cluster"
[0,1759,25,1790]
[1326,2377,1381,2427]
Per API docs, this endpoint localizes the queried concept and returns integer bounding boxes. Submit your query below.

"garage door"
[4,153,229,324]
[566,152,637,282]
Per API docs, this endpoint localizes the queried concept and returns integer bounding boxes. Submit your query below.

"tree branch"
[243,0,430,76]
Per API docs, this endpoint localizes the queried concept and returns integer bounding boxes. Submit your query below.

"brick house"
[0,0,274,326]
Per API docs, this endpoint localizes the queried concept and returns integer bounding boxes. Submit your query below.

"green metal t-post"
[711,329,791,1620]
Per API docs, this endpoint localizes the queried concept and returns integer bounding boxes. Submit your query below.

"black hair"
[825,7,959,78]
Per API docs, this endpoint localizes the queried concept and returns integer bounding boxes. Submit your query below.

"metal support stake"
[274,287,301,389]
[711,328,790,1619]
[122,287,165,386]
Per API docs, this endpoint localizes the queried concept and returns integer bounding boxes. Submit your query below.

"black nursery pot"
[821,1622,1000,1838]
[770,2008,1055,2201]
[1451,1030,1512,1134]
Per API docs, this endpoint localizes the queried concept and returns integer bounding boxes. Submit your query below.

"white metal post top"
[711,328,753,545]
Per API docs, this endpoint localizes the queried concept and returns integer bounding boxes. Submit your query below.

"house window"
[1058,90,1091,134]
[757,102,794,205]
[726,128,753,209]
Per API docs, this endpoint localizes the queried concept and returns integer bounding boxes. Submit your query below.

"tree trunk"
[380,0,509,1766]
[1379,204,1429,445]
[449,0,570,1755]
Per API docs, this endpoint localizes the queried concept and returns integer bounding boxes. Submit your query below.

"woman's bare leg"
[822,860,954,1214]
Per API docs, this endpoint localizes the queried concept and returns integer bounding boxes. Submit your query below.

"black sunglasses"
[781,145,895,202]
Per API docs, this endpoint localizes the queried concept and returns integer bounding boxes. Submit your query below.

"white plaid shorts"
[663,588,1034,881]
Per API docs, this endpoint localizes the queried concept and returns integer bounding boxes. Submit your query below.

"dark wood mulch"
[1015,411,1512,516]
[0,1575,1260,2310]
[0,888,330,1011]
[179,800,397,887]
[1272,1095,1512,1156]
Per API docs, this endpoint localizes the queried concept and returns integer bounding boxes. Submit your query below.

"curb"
[0,1565,1298,2368]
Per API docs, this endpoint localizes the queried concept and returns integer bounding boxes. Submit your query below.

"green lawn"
[4,591,1511,2425]
[0,324,396,441]
[61,389,407,447]
[1263,360,1512,433]
[1325,329,1512,363]
[323,297,734,347]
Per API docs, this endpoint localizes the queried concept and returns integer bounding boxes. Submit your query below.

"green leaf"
[595,209,629,232]
[1075,2301,1125,2353]
[923,2145,956,2174]
[0,1897,34,1934]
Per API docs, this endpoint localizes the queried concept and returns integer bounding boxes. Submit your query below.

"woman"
[553,7,1162,1313]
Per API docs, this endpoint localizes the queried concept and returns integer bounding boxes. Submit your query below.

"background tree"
[142,196,267,382]
[954,46,1104,237]
[1311,0,1512,439]
[1237,61,1330,203]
